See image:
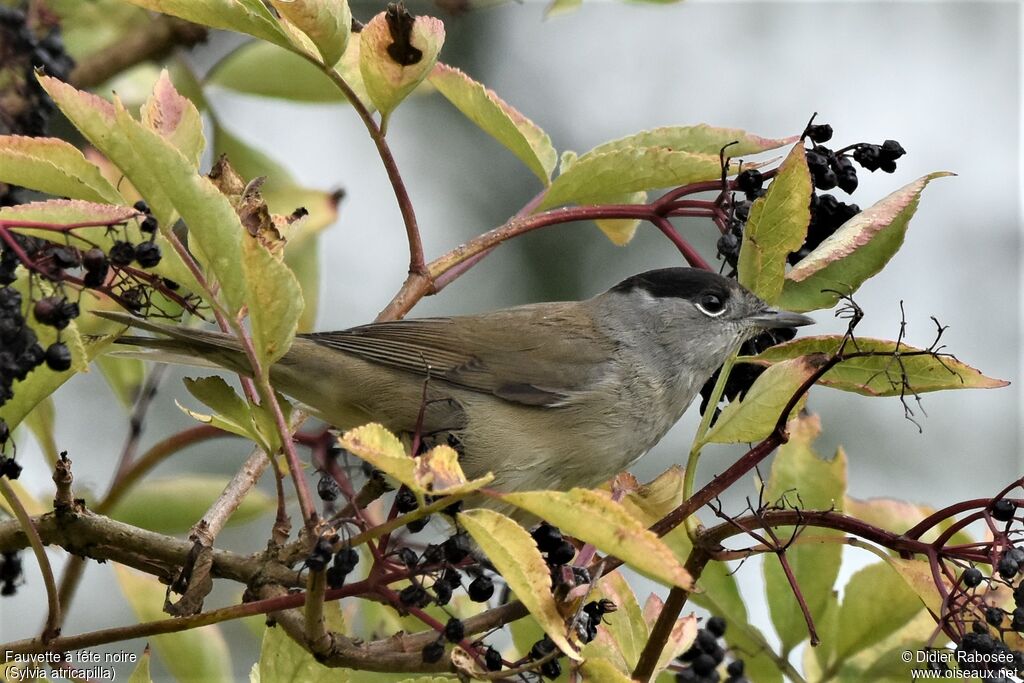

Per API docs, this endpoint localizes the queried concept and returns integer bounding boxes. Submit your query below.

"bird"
[100,267,813,494]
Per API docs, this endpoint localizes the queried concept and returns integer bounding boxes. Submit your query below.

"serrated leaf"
[0,135,121,203]
[832,562,923,665]
[338,424,492,496]
[458,509,581,661]
[140,70,205,168]
[113,97,248,313]
[763,414,846,655]
[271,0,351,66]
[109,475,274,533]
[540,147,744,210]
[113,565,232,681]
[241,229,303,368]
[35,76,202,295]
[338,423,413,484]
[703,356,819,444]
[429,63,556,185]
[359,11,444,118]
[741,335,1008,396]
[585,124,796,159]
[183,375,257,432]
[502,489,692,589]
[257,616,345,682]
[621,465,686,525]
[121,0,290,49]
[779,172,953,312]
[738,144,811,302]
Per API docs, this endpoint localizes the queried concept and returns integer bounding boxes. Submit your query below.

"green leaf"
[540,147,739,210]
[0,135,122,203]
[178,376,279,450]
[257,617,345,682]
[428,63,556,185]
[763,414,846,655]
[580,658,634,682]
[113,565,232,681]
[121,0,291,49]
[458,509,581,661]
[208,41,342,102]
[140,70,205,168]
[779,172,953,312]
[113,98,248,313]
[877,556,948,616]
[584,124,796,159]
[285,237,320,333]
[270,0,351,67]
[501,489,693,589]
[108,475,274,533]
[832,562,924,664]
[359,11,445,119]
[22,396,59,466]
[741,335,1009,396]
[208,36,369,107]
[241,232,303,369]
[738,143,811,302]
[127,646,153,683]
[703,356,819,444]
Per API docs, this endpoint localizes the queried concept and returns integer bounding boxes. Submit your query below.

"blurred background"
[2,1,1020,679]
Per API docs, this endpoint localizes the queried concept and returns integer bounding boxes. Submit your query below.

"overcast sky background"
[2,2,1021,679]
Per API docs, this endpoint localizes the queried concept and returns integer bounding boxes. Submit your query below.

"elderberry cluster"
[943,498,1024,678]
[0,7,73,138]
[0,203,181,413]
[703,119,907,417]
[675,617,747,683]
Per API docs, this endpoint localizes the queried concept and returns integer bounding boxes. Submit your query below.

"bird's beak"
[747,308,815,329]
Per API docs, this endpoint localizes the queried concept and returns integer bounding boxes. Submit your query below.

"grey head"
[593,267,814,381]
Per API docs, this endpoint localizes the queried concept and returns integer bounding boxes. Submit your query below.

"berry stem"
[0,478,61,643]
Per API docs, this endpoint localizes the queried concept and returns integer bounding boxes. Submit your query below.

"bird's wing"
[300,304,613,407]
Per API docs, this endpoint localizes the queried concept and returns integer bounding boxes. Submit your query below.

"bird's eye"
[696,292,726,317]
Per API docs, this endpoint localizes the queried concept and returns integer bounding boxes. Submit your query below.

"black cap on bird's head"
[608,267,815,331]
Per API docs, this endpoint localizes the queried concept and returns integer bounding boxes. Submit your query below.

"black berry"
[467,575,494,602]
[992,499,1016,522]
[44,342,71,372]
[134,242,162,268]
[443,617,464,642]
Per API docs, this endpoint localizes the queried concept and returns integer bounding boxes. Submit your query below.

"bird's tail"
[94,311,253,376]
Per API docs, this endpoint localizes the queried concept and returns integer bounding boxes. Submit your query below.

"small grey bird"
[105,268,812,493]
